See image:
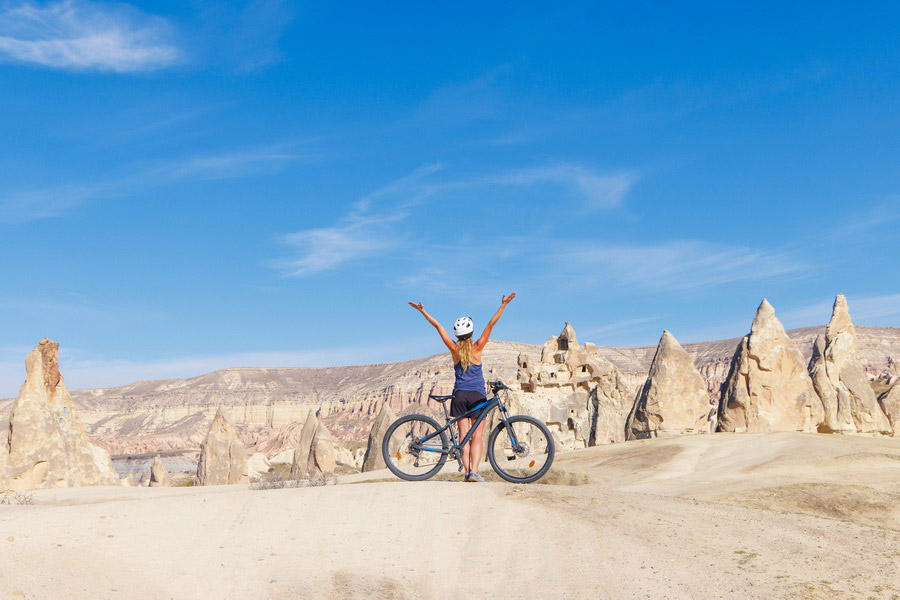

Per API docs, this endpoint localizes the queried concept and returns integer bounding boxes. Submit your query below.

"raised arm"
[408,301,457,353]
[475,292,516,350]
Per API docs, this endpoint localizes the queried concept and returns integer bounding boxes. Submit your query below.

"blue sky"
[1,0,899,396]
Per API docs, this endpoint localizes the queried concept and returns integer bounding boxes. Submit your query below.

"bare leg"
[469,418,487,474]
[457,417,472,473]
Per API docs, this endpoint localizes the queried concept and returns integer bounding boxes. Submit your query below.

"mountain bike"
[381,381,555,483]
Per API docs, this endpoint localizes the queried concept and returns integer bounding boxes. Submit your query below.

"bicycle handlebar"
[487,380,510,392]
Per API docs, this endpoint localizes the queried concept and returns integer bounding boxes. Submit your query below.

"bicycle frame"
[416,391,522,472]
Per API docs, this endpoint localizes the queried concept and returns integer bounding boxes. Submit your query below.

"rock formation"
[719,300,824,433]
[516,323,632,449]
[149,455,170,487]
[196,407,248,486]
[247,452,272,479]
[361,403,396,472]
[626,331,713,439]
[3,338,118,492]
[307,423,336,477]
[0,427,9,492]
[290,410,319,479]
[808,295,891,434]
[878,384,900,436]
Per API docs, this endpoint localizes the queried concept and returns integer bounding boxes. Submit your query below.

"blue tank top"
[453,362,486,393]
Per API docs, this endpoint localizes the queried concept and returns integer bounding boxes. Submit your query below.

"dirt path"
[1,433,898,599]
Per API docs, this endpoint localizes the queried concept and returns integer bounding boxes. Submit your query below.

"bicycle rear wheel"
[382,414,449,481]
[487,415,554,483]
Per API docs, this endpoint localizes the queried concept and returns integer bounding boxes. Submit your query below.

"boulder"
[878,384,900,436]
[626,331,713,439]
[269,448,294,464]
[718,300,824,433]
[247,452,272,479]
[196,407,248,486]
[149,455,171,487]
[290,410,318,479]
[808,295,891,434]
[4,338,119,491]
[361,403,396,472]
[308,423,336,477]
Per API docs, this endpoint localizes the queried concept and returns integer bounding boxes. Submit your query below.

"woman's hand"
[502,292,516,305]
[408,301,425,312]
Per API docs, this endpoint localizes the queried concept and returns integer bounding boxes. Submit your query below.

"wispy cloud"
[0,0,178,72]
[190,0,295,72]
[555,240,806,293]
[274,213,408,277]
[780,292,900,328]
[0,144,306,223]
[273,164,441,276]
[273,162,636,277]
[479,165,637,210]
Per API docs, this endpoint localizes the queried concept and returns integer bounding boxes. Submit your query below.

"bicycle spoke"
[383,415,448,480]
[489,416,554,483]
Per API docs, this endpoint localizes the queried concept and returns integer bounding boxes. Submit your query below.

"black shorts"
[451,390,487,418]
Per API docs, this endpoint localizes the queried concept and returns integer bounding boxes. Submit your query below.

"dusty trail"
[1,433,898,600]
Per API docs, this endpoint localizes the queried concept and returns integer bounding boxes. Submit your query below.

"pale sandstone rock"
[626,331,713,439]
[4,339,118,492]
[361,403,396,472]
[0,425,9,492]
[334,445,364,470]
[269,448,294,464]
[196,407,248,486]
[290,410,318,479]
[247,452,272,479]
[808,295,891,434]
[718,300,824,433]
[308,423,336,477]
[516,323,631,449]
[149,455,170,487]
[809,335,851,432]
[878,384,900,436]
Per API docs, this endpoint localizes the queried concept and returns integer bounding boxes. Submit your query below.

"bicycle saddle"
[429,394,453,403]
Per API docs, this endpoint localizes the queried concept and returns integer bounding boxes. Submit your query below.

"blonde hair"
[457,337,474,370]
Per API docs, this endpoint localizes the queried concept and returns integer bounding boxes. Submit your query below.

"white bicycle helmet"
[453,316,474,338]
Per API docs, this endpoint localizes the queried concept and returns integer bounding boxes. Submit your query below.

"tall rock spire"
[626,331,713,439]
[4,338,119,491]
[718,300,824,433]
[196,407,248,485]
[0,425,9,491]
[809,294,891,434]
[879,384,900,436]
[361,403,396,472]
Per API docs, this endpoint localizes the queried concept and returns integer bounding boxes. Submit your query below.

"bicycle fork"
[497,404,524,458]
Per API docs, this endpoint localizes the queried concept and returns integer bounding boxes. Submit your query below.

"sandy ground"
[1,433,898,600]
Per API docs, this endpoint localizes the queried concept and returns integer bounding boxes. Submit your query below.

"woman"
[408,292,516,482]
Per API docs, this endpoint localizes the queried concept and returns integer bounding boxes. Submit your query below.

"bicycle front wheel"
[382,414,449,481]
[487,415,555,483]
